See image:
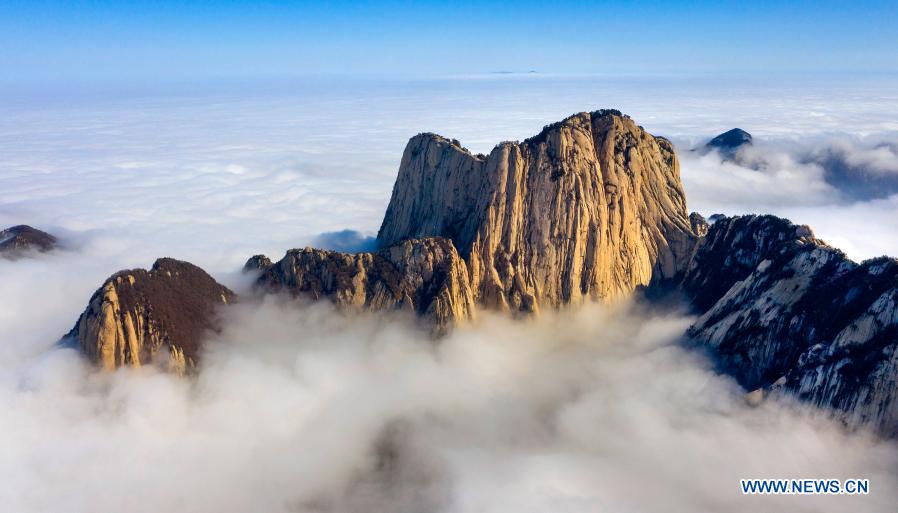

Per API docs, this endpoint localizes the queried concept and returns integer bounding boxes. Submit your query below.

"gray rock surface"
[682,215,898,435]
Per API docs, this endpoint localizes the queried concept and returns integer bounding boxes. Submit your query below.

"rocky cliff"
[253,237,475,332]
[0,225,57,258]
[683,215,898,435]
[67,258,235,373]
[377,110,698,313]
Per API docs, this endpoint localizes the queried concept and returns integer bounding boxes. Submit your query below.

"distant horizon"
[7,67,898,84]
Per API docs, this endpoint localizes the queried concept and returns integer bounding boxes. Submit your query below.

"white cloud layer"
[677,134,898,259]
[3,296,897,513]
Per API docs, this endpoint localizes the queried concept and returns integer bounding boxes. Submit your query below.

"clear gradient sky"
[1,0,897,82]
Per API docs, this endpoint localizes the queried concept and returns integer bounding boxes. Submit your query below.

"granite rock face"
[0,225,58,258]
[377,110,699,313]
[255,237,475,331]
[683,215,898,435]
[67,258,235,373]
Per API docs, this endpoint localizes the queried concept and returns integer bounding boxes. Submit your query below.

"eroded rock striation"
[255,237,475,331]
[67,258,235,373]
[377,110,698,313]
[0,225,58,258]
[682,215,898,435]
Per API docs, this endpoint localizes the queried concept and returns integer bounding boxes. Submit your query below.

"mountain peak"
[66,257,235,373]
[0,224,58,258]
[705,128,753,153]
[377,109,697,312]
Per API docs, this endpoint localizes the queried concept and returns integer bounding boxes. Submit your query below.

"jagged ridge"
[253,237,475,332]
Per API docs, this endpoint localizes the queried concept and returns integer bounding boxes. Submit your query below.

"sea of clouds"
[4,297,897,513]
[1,73,898,511]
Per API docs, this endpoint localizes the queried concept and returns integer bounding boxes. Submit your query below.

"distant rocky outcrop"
[243,254,273,273]
[0,225,57,258]
[701,130,898,201]
[703,128,752,158]
[681,215,898,435]
[255,237,475,332]
[67,258,235,373]
[376,110,698,313]
[688,212,709,238]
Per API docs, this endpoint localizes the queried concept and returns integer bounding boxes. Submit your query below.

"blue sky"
[1,0,897,82]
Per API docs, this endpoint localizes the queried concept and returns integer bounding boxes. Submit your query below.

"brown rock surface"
[0,225,58,258]
[67,258,235,372]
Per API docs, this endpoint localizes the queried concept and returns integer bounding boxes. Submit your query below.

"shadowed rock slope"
[681,215,898,435]
[67,258,235,373]
[0,225,58,258]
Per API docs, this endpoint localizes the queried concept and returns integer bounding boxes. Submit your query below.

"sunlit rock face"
[66,258,235,373]
[683,215,898,435]
[377,110,699,313]
[0,224,57,258]
[255,237,475,332]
